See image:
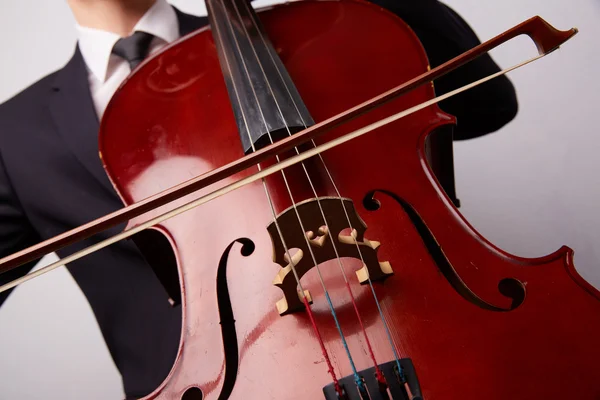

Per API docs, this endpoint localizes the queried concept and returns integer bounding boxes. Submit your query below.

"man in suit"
[0,0,517,397]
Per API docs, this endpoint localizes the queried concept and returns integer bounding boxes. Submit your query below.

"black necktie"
[111,31,155,70]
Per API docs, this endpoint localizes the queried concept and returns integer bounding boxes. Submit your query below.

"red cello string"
[207,0,355,395]
[344,281,386,386]
[303,297,344,397]
[232,0,386,389]
[227,0,386,391]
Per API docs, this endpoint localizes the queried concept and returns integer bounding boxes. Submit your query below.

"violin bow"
[0,16,577,292]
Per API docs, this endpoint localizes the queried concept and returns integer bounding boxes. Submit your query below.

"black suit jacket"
[0,3,517,398]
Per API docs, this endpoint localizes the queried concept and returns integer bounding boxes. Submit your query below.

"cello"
[1,0,599,398]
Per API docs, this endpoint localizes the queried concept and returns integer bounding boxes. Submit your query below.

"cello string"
[254,42,409,378]
[208,0,344,393]
[0,56,543,294]
[235,0,388,385]
[216,0,358,390]
[239,0,405,382]
[220,0,365,389]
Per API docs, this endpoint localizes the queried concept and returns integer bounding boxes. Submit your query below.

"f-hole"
[216,238,255,400]
[364,190,526,312]
[182,387,203,400]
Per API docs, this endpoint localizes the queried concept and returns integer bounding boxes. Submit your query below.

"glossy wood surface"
[0,14,574,277]
[0,14,575,276]
[99,1,600,398]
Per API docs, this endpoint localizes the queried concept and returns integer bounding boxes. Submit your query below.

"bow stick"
[0,16,577,292]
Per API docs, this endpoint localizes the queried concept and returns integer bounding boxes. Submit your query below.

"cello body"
[98,0,600,398]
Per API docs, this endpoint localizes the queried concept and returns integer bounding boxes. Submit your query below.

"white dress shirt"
[75,0,180,119]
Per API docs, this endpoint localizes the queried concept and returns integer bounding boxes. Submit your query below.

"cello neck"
[205,0,314,153]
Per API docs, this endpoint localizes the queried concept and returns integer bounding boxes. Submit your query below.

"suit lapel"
[48,47,116,195]
[48,9,209,196]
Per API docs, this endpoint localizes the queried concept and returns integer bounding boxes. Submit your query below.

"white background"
[0,0,598,399]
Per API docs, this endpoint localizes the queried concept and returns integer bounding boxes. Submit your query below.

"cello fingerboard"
[206,0,315,153]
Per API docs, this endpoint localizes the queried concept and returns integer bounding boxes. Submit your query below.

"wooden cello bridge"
[268,197,393,316]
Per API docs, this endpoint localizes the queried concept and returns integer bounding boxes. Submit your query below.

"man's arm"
[367,0,519,140]
[0,151,41,306]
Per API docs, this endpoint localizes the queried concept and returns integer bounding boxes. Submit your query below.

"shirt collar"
[76,0,179,83]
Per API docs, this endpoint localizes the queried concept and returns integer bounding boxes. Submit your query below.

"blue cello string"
[238,0,406,382]
[324,290,362,387]
[221,0,364,391]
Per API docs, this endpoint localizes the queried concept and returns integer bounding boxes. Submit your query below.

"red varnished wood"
[98,1,600,399]
[0,15,575,274]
